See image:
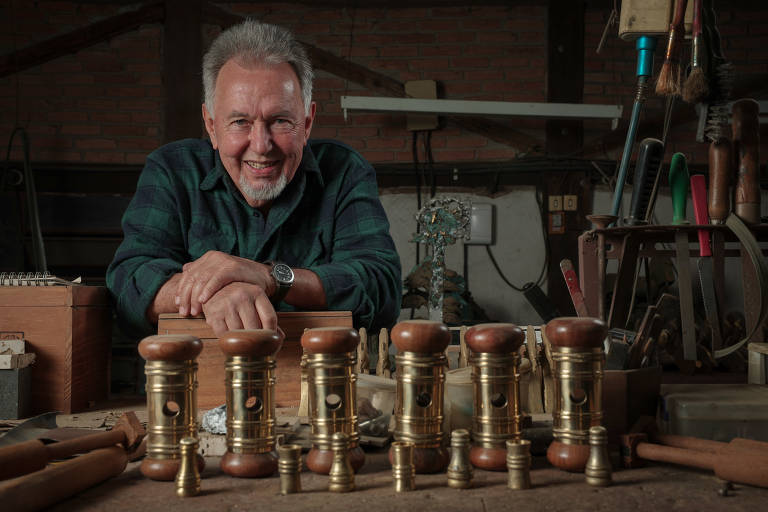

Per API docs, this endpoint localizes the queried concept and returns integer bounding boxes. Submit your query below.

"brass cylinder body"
[139,335,203,481]
[551,347,604,447]
[224,355,276,465]
[391,442,416,492]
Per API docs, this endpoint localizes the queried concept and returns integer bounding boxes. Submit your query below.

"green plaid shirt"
[107,138,401,337]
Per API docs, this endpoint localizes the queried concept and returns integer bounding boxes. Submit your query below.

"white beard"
[239,172,288,202]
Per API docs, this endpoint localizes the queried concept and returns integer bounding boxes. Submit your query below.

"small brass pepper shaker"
[391,441,416,492]
[328,432,355,492]
[446,429,473,489]
[278,444,303,495]
[585,426,612,486]
[175,437,201,498]
[506,439,531,490]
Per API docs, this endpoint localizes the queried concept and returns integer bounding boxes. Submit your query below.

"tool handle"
[0,445,127,512]
[732,99,761,224]
[0,440,48,481]
[627,138,665,225]
[671,0,689,28]
[559,259,589,317]
[636,441,716,471]
[690,174,712,257]
[44,429,126,462]
[692,0,702,36]
[669,153,689,225]
[708,138,731,223]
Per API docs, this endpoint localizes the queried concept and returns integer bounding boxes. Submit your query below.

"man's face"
[202,59,315,208]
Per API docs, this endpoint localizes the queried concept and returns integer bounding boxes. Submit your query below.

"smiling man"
[107,20,401,337]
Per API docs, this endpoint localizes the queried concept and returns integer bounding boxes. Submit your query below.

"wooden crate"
[0,286,111,414]
[157,311,353,409]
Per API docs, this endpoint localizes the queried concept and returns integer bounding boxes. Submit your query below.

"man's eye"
[232,119,249,127]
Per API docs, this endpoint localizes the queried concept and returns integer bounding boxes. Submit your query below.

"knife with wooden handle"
[691,173,724,351]
[732,98,761,224]
[708,138,732,224]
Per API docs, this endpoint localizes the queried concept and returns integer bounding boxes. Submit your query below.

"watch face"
[273,263,294,284]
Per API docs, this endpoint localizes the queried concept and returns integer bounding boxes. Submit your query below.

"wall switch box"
[465,203,494,245]
[563,195,578,211]
[548,195,563,211]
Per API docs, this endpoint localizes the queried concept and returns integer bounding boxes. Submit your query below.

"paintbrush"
[702,0,734,142]
[656,0,689,96]
[682,0,709,103]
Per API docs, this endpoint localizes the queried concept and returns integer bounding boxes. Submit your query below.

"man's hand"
[175,251,274,316]
[201,282,277,336]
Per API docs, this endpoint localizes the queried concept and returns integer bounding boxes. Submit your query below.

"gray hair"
[202,20,313,116]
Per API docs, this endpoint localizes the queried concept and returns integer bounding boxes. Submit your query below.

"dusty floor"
[48,450,767,512]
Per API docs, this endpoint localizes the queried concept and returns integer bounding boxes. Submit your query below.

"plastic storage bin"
[660,384,768,442]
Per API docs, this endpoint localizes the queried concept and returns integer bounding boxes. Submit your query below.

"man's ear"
[303,102,317,144]
[202,103,218,149]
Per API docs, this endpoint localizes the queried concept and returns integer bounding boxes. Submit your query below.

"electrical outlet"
[563,195,578,211]
[548,195,563,211]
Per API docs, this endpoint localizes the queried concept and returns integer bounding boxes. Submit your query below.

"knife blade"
[669,152,697,361]
[691,173,724,351]
[626,138,665,225]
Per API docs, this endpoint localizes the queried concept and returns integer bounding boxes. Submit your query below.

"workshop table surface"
[49,450,768,512]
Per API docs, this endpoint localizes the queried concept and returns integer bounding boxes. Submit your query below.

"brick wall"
[1,1,765,167]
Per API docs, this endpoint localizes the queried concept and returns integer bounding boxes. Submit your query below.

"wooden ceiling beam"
[0,1,165,78]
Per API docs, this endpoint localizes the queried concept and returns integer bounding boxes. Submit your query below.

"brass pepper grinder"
[506,439,532,490]
[390,320,451,474]
[391,441,416,492]
[175,437,201,497]
[446,429,473,489]
[219,329,283,477]
[278,444,303,495]
[139,334,205,480]
[585,426,612,486]
[302,327,364,474]
[466,323,525,471]
[545,317,607,472]
[328,432,355,492]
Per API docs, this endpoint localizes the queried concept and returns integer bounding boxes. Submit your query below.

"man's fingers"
[240,302,262,330]
[224,308,244,332]
[254,294,278,332]
[176,274,194,316]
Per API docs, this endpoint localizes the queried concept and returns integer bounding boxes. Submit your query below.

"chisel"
[626,138,665,225]
[691,174,724,351]
[669,153,697,361]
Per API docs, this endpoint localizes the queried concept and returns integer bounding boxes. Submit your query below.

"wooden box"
[157,311,353,410]
[0,286,111,414]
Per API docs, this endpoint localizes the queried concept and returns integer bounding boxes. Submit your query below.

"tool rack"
[578,223,768,358]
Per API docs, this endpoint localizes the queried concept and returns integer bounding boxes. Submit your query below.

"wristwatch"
[266,261,294,304]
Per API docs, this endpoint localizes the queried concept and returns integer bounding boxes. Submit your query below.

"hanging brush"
[682,0,709,103]
[655,0,689,96]
[702,0,734,142]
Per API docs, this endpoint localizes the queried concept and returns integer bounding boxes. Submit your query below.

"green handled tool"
[669,153,697,361]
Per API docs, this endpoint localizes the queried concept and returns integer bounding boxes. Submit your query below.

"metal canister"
[545,317,607,472]
[390,320,450,474]
[466,323,525,471]
[278,443,303,495]
[219,329,283,477]
[585,425,612,486]
[328,432,355,492]
[391,441,416,492]
[301,327,364,474]
[138,334,204,481]
[446,429,473,489]
[506,439,532,490]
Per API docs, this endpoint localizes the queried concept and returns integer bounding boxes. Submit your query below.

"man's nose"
[249,122,272,154]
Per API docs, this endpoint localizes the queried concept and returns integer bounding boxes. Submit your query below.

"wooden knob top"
[219,329,283,357]
[544,317,607,349]
[465,323,524,354]
[138,334,203,361]
[300,327,359,354]
[391,320,450,353]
